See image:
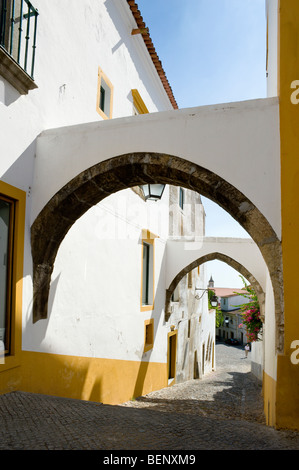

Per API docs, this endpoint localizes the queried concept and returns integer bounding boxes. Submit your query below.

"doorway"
[168,331,177,383]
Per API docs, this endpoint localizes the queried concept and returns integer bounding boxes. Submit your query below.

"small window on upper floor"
[141,229,157,311]
[0,0,38,94]
[97,66,113,119]
[179,187,185,210]
[131,89,149,115]
[144,319,154,352]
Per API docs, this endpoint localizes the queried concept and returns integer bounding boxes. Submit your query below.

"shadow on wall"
[21,222,169,405]
[103,0,170,112]
[0,78,21,106]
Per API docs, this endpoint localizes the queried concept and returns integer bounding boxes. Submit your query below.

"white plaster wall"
[263,273,277,380]
[22,186,171,363]
[166,237,269,293]
[166,191,214,382]
[33,97,281,239]
[0,0,281,388]
[266,0,278,98]
[0,0,172,185]
[221,294,250,312]
[201,267,216,374]
[167,263,215,381]
[251,271,277,381]
[0,0,176,359]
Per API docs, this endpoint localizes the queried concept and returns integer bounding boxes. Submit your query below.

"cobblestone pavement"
[0,343,299,451]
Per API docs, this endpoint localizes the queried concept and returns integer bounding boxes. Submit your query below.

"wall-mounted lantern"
[139,184,165,201]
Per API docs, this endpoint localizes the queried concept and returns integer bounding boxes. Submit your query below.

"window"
[0,195,14,355]
[168,331,177,381]
[179,187,184,210]
[140,229,156,311]
[0,182,25,366]
[141,241,153,307]
[144,319,154,352]
[0,0,38,93]
[96,66,113,119]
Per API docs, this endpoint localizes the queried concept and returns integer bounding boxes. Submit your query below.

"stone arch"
[165,251,265,322]
[31,153,283,350]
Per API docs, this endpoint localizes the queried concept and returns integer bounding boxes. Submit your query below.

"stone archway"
[165,252,265,322]
[31,153,283,350]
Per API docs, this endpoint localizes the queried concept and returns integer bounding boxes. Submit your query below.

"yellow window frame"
[144,319,154,352]
[132,89,149,114]
[0,181,25,371]
[140,229,158,312]
[96,66,114,120]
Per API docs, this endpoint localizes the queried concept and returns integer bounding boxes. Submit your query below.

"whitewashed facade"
[0,0,214,404]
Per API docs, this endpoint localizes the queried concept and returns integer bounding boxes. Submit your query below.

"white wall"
[33,97,281,240]
[266,0,278,98]
[221,294,248,312]
[0,0,174,257]
[0,0,175,357]
[22,186,171,363]
[166,237,269,293]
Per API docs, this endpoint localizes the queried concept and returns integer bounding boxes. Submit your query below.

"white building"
[0,0,214,405]
[2,0,297,431]
[214,288,249,345]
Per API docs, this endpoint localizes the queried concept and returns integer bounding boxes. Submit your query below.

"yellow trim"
[21,351,167,405]
[144,319,154,352]
[276,0,299,431]
[278,0,299,350]
[140,229,156,312]
[263,370,276,427]
[0,181,25,378]
[141,228,159,240]
[96,66,114,120]
[132,89,149,114]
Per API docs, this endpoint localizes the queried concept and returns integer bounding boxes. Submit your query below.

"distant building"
[214,288,249,345]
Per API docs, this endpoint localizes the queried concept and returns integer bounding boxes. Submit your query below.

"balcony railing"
[0,0,38,79]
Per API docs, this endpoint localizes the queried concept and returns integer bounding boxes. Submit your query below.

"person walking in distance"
[245,343,250,358]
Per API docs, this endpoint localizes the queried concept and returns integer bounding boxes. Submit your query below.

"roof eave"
[127,0,178,110]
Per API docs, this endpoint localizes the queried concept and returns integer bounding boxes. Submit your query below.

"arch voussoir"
[165,252,265,323]
[31,152,283,352]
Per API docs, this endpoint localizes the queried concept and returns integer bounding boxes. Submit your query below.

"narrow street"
[0,343,299,451]
[121,342,266,425]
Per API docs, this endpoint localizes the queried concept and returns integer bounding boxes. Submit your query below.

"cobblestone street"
[121,342,266,425]
[0,343,299,451]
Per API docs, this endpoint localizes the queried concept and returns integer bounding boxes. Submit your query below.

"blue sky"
[137,0,267,288]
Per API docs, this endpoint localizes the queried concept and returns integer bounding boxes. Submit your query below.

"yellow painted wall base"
[20,351,167,405]
[276,354,299,431]
[278,0,299,432]
[0,366,21,396]
[263,371,276,427]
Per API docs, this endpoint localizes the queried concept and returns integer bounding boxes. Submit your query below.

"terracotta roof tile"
[212,288,247,298]
[127,0,178,109]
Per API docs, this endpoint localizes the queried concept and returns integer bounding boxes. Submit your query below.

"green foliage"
[208,289,223,327]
